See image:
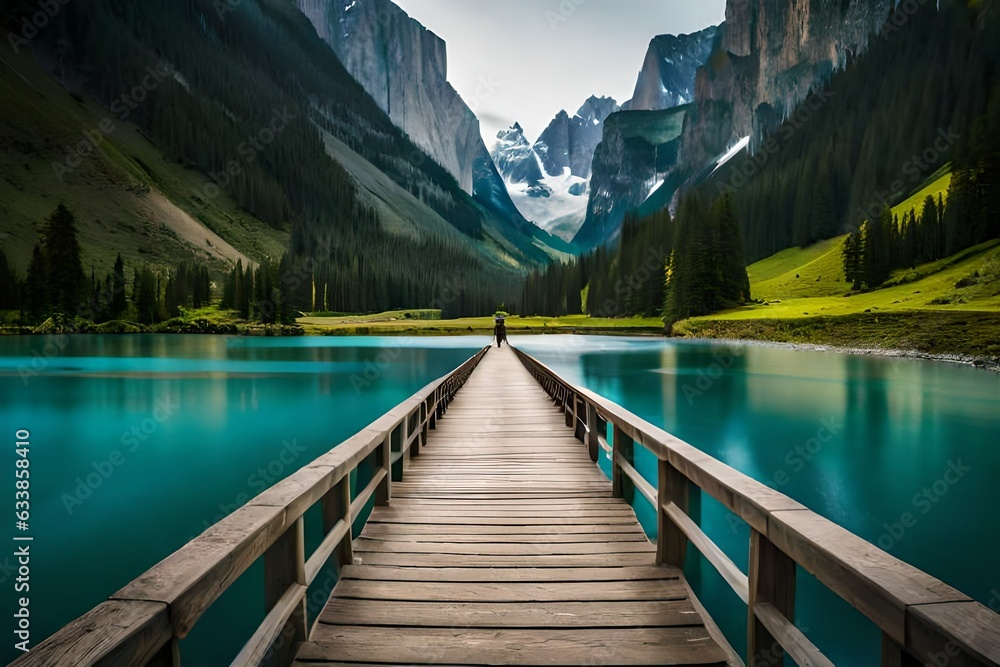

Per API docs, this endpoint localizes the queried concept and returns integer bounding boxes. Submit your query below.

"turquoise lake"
[511,335,1000,665]
[1,334,998,665]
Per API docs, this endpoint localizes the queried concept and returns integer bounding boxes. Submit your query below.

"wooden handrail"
[11,346,491,667]
[511,346,1000,667]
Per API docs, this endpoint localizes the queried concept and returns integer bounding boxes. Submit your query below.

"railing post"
[321,474,354,570]
[585,403,599,463]
[564,389,574,428]
[412,409,422,458]
[396,419,408,479]
[881,632,921,667]
[263,517,307,667]
[656,461,690,567]
[147,639,180,666]
[375,432,391,505]
[611,424,634,503]
[748,530,796,667]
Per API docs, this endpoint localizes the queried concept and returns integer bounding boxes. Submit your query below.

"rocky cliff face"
[535,96,619,179]
[575,0,894,249]
[685,0,893,166]
[295,0,482,194]
[625,27,719,111]
[575,107,688,248]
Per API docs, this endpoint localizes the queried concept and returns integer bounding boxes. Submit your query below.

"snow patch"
[710,136,750,176]
[642,178,665,204]
[503,166,590,241]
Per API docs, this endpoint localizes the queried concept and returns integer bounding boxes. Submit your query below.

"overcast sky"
[392,0,726,146]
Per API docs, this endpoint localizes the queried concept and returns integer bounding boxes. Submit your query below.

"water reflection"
[512,335,999,666]
[0,335,485,667]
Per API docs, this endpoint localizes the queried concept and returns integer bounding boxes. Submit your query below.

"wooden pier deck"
[293,346,736,666]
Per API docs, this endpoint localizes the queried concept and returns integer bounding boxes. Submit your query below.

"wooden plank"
[352,538,655,556]
[262,517,307,667]
[7,600,171,667]
[366,514,635,526]
[318,598,703,628]
[907,601,1000,666]
[298,626,729,665]
[663,501,748,604]
[357,532,648,544]
[111,504,288,637]
[753,602,834,667]
[350,551,658,568]
[330,579,688,603]
[359,522,645,536]
[768,509,970,644]
[338,565,680,583]
[748,530,796,667]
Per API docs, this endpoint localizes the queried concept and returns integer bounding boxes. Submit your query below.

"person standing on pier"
[494,312,507,348]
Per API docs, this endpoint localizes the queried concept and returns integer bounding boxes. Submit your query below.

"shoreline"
[674,335,1000,373]
[4,320,998,371]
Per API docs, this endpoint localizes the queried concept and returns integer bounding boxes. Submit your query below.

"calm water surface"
[0,335,488,665]
[512,335,1000,665]
[1,334,997,665]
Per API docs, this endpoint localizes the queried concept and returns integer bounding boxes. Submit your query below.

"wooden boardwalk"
[294,346,736,666]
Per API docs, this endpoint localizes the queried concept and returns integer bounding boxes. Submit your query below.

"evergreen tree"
[135,267,162,325]
[0,250,16,310]
[713,194,751,305]
[43,204,86,316]
[111,254,128,319]
[24,245,50,323]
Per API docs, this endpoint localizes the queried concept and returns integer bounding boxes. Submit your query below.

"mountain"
[491,97,618,242]
[573,27,717,248]
[294,0,565,258]
[0,0,553,316]
[682,0,893,171]
[535,96,620,179]
[623,27,718,111]
[575,0,898,249]
[295,0,481,195]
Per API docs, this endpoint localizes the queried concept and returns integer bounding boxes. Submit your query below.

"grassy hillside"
[299,312,664,336]
[0,50,287,279]
[676,170,1000,359]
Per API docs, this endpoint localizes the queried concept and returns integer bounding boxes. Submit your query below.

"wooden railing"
[512,346,1000,667]
[11,346,490,667]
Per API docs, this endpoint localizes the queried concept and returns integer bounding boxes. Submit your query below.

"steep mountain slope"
[0,0,552,314]
[295,0,482,195]
[624,27,718,111]
[491,97,618,241]
[701,0,998,261]
[0,49,283,279]
[292,0,558,258]
[535,96,619,179]
[574,26,719,248]
[576,0,897,249]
